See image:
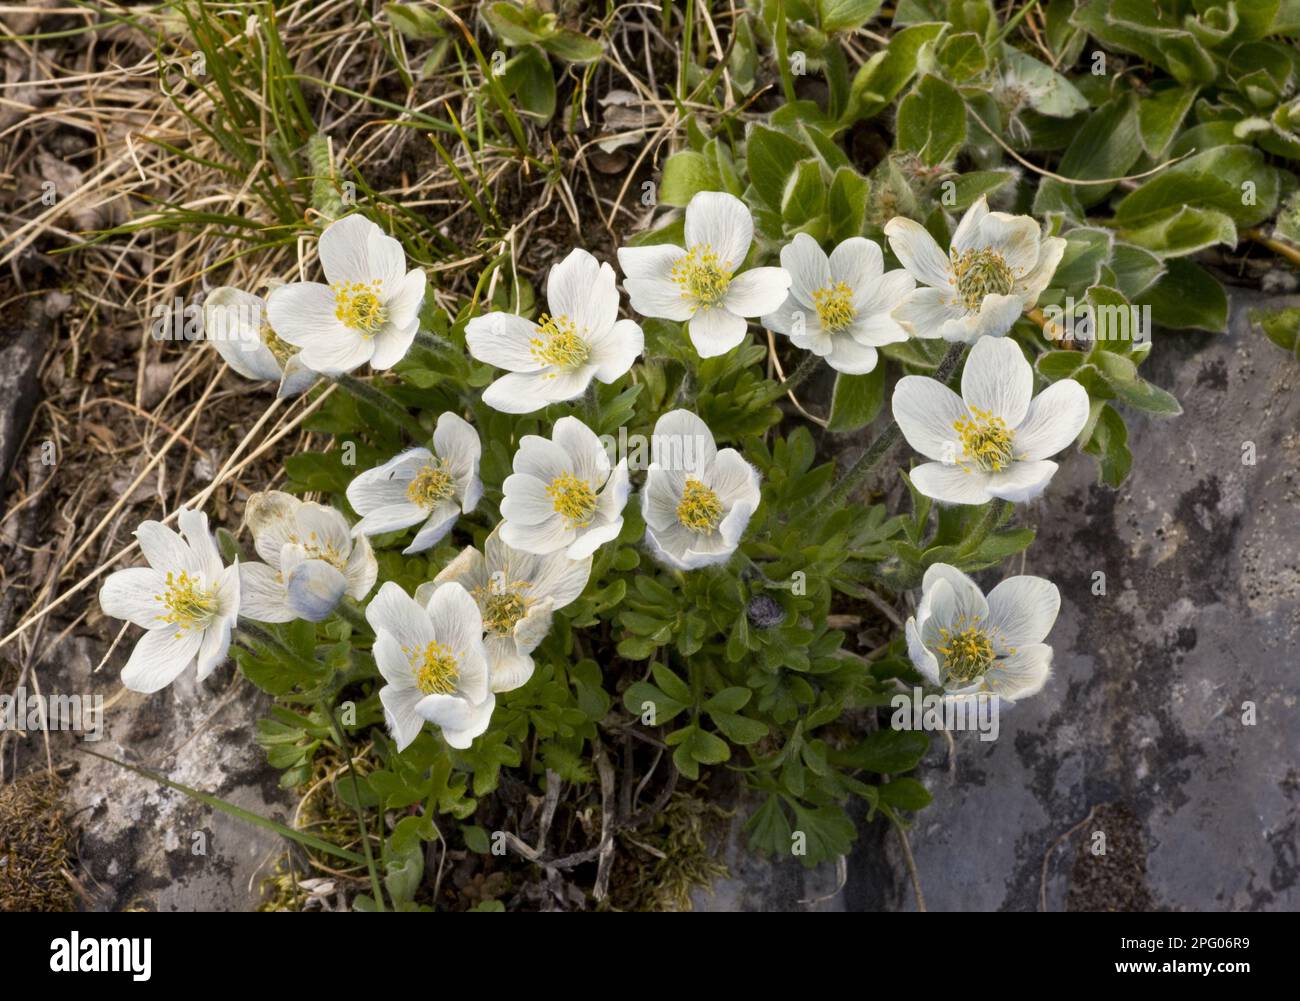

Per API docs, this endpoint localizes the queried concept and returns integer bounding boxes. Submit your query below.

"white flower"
[885,196,1066,342]
[617,191,791,358]
[762,234,914,375]
[203,285,317,398]
[237,491,378,623]
[266,214,426,375]
[499,415,629,559]
[905,563,1059,701]
[416,527,591,693]
[345,412,482,554]
[97,509,239,693]
[366,581,493,751]
[641,409,761,570]
[892,336,1088,505]
[465,248,644,414]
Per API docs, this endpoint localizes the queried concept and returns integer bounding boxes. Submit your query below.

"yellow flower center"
[950,248,1016,311]
[812,281,855,332]
[529,313,590,369]
[287,530,348,571]
[407,459,455,509]
[481,589,529,635]
[155,570,217,635]
[547,471,597,527]
[408,640,460,696]
[260,321,295,364]
[676,478,723,534]
[953,407,1015,473]
[333,280,387,334]
[935,622,996,683]
[671,244,733,307]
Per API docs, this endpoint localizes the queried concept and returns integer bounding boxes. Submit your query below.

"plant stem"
[334,599,371,635]
[824,343,967,507]
[412,329,455,354]
[754,352,821,407]
[319,697,385,911]
[333,373,427,440]
[959,499,1011,557]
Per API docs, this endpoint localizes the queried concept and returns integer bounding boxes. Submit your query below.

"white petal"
[500,473,557,526]
[482,371,563,413]
[723,267,792,318]
[195,615,232,682]
[971,212,1041,276]
[909,462,993,505]
[381,684,427,751]
[685,191,752,267]
[370,314,418,370]
[265,283,339,349]
[99,567,167,629]
[1018,235,1067,302]
[343,535,379,600]
[237,562,293,623]
[296,326,375,376]
[352,502,427,536]
[589,318,644,383]
[319,214,385,285]
[780,234,831,303]
[135,520,199,576]
[985,576,1061,649]
[366,581,435,653]
[961,335,1033,426]
[623,276,695,322]
[652,409,716,475]
[381,267,426,332]
[433,412,481,483]
[893,286,964,338]
[892,376,967,462]
[121,627,201,693]
[549,249,618,336]
[984,644,1052,700]
[963,294,1023,341]
[905,616,941,686]
[824,337,878,375]
[617,243,685,281]
[416,692,495,749]
[553,416,609,484]
[529,551,592,609]
[485,634,536,693]
[500,514,572,555]
[1014,379,1089,460]
[465,312,545,371]
[285,559,347,621]
[402,504,458,553]
[949,196,989,254]
[277,354,318,398]
[984,459,1059,503]
[852,267,916,320]
[828,237,884,289]
[884,217,953,290]
[687,306,748,357]
[709,448,760,509]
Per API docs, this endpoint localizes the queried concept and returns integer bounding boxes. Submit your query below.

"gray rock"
[890,289,1300,911]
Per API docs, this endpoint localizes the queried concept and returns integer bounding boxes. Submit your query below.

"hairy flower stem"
[334,599,372,635]
[318,697,385,912]
[333,373,427,440]
[412,329,456,354]
[824,342,967,507]
[753,352,822,407]
[959,499,1013,556]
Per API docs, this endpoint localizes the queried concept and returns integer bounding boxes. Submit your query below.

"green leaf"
[1250,305,1300,360]
[826,364,885,432]
[1114,145,1279,228]
[746,124,809,211]
[820,0,884,32]
[1137,85,1197,158]
[500,47,555,122]
[846,21,947,121]
[1083,402,1133,487]
[842,728,929,773]
[1000,45,1088,117]
[827,166,869,241]
[1134,258,1228,332]
[539,29,603,63]
[878,777,932,810]
[782,158,826,224]
[938,32,987,80]
[1120,205,1237,257]
[660,150,721,207]
[896,74,967,166]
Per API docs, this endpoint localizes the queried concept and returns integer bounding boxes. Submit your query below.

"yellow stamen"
[950,248,1015,311]
[529,313,590,370]
[408,640,460,695]
[547,471,597,527]
[333,280,387,334]
[671,244,733,306]
[953,407,1015,473]
[676,478,723,534]
[260,322,295,364]
[154,570,217,635]
[935,622,996,683]
[812,281,855,332]
[407,459,455,509]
